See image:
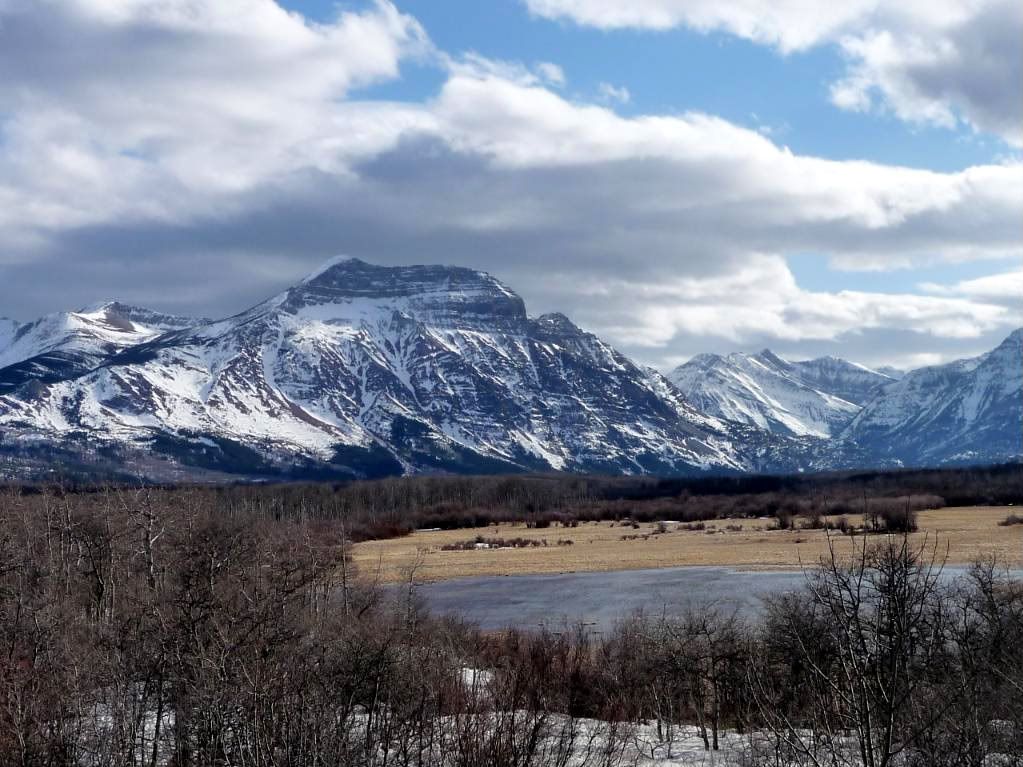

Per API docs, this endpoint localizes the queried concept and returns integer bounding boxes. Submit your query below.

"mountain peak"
[78,299,121,313]
[982,327,1023,364]
[679,353,725,371]
[847,328,1022,464]
[754,349,789,369]
[670,347,877,437]
[532,312,584,335]
[296,258,508,296]
[299,255,365,284]
[281,258,528,333]
[76,301,196,331]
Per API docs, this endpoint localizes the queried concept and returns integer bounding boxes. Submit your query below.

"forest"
[6,462,1019,541]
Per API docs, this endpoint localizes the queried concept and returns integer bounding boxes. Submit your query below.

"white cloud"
[0,1,1018,370]
[444,52,570,89]
[526,0,884,49]
[535,61,566,86]
[575,255,1013,349]
[425,73,1022,245]
[0,0,430,242]
[524,0,1023,146]
[920,268,1023,303]
[598,82,630,104]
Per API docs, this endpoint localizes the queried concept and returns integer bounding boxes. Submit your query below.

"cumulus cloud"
[919,268,1023,304]
[0,0,430,245]
[0,0,1018,370]
[572,255,1014,350]
[524,0,1023,146]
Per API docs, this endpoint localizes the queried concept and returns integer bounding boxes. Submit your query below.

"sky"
[0,0,1020,371]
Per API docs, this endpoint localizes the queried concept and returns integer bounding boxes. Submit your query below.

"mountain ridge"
[0,259,1019,481]
[841,328,1023,466]
[667,349,889,438]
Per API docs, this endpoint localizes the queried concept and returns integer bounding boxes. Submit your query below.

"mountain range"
[0,258,1019,481]
[668,350,891,438]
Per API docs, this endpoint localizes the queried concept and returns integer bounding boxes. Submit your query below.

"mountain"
[787,356,897,406]
[0,259,1018,481]
[0,259,748,479]
[668,350,892,438]
[0,302,196,394]
[0,317,18,353]
[842,329,1023,466]
[876,366,905,381]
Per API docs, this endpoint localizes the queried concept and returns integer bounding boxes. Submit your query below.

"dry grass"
[351,506,1023,583]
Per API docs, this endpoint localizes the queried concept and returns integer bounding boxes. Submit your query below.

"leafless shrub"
[0,483,1020,766]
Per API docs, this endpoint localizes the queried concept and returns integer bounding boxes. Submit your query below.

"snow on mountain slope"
[842,328,1023,465]
[0,260,746,478]
[0,317,18,354]
[788,356,895,406]
[0,302,197,394]
[0,260,1017,480]
[668,350,870,438]
[876,365,905,381]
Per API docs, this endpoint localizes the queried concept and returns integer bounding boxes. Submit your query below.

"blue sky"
[0,0,1019,369]
[296,0,1005,171]
[303,0,1018,304]
[284,0,1015,300]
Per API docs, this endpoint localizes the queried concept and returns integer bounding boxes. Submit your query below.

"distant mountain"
[668,350,892,438]
[0,317,18,353]
[0,302,196,394]
[0,259,1018,481]
[787,356,897,406]
[876,365,905,381]
[842,329,1023,466]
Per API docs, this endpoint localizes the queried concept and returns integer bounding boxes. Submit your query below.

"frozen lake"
[414,566,805,631]
[413,564,1006,631]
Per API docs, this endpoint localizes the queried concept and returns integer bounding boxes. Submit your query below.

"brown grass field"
[351,506,1023,583]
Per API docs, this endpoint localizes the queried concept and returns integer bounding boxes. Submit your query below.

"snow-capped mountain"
[842,329,1023,466]
[876,366,905,381]
[0,259,749,479]
[787,356,897,406]
[0,259,1018,480]
[0,317,18,353]
[668,350,892,438]
[0,302,196,394]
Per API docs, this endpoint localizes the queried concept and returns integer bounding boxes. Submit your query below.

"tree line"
[4,462,1019,543]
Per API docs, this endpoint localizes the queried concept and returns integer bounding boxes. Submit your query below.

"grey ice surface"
[413,564,1012,632]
